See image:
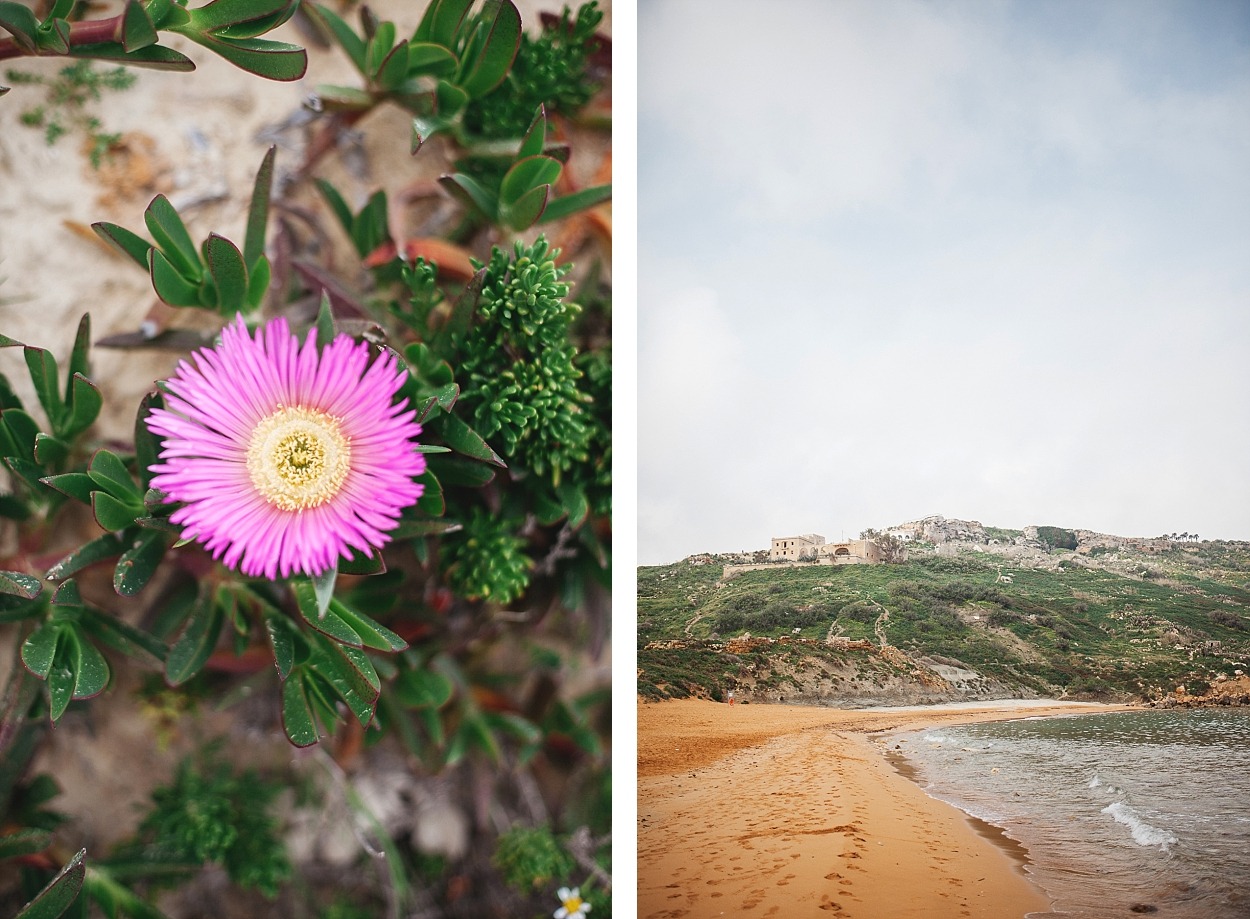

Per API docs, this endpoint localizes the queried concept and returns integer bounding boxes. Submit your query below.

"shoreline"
[638,698,1135,918]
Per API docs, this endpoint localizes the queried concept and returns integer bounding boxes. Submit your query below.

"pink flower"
[147,315,425,579]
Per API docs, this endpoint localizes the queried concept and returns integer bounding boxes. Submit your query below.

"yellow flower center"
[246,406,350,511]
[563,896,583,911]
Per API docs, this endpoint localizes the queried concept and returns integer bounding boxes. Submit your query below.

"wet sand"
[639,698,1130,918]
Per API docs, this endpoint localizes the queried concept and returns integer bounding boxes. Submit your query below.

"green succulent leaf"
[192,34,308,81]
[144,195,201,280]
[458,0,521,98]
[407,40,457,76]
[188,0,298,38]
[113,528,168,596]
[499,154,561,206]
[0,828,53,859]
[21,624,60,679]
[280,672,320,747]
[415,0,473,47]
[0,570,41,599]
[165,589,225,685]
[243,145,276,268]
[0,2,40,52]
[311,3,366,72]
[68,629,110,698]
[92,492,140,532]
[32,433,69,468]
[499,183,549,230]
[203,233,249,312]
[537,183,612,224]
[150,248,203,307]
[62,374,102,440]
[14,848,86,919]
[88,450,142,501]
[394,666,453,709]
[45,532,126,581]
[121,0,158,51]
[23,347,62,429]
[438,173,496,220]
[329,599,407,652]
[434,412,505,466]
[266,615,295,680]
[68,41,196,71]
[91,221,153,270]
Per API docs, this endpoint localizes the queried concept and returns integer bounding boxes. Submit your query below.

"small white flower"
[554,886,591,919]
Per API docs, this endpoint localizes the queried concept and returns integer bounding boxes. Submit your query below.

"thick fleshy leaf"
[311,3,366,71]
[410,113,455,154]
[266,615,295,679]
[315,292,336,350]
[188,0,296,36]
[313,178,354,235]
[51,579,82,607]
[68,41,196,71]
[363,19,397,76]
[242,147,277,268]
[338,549,385,576]
[517,105,547,160]
[121,0,158,51]
[150,248,203,307]
[165,590,224,685]
[435,412,504,466]
[0,828,52,859]
[329,599,406,652]
[499,183,549,231]
[193,34,308,81]
[46,645,75,721]
[458,0,520,98]
[537,183,612,224]
[407,41,456,76]
[113,528,168,596]
[434,77,468,115]
[0,570,41,599]
[32,434,68,468]
[311,645,376,725]
[21,624,60,679]
[14,848,85,919]
[0,2,40,52]
[202,233,248,311]
[23,347,62,427]
[438,173,495,220]
[92,492,140,532]
[499,155,561,207]
[66,315,91,391]
[88,450,142,500]
[395,666,453,708]
[36,17,71,54]
[2,408,39,457]
[415,468,445,515]
[373,39,409,91]
[144,195,200,279]
[68,630,109,698]
[337,644,380,693]
[280,673,320,747]
[245,253,271,309]
[414,0,472,48]
[294,581,360,647]
[91,221,152,269]
[80,606,166,663]
[134,391,163,488]
[63,374,102,440]
[44,532,126,581]
[426,454,496,487]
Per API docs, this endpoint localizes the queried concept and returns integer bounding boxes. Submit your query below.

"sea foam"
[1102,802,1178,850]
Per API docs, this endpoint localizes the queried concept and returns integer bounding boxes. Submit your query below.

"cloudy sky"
[637,0,1250,565]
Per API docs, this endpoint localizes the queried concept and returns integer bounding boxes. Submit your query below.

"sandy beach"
[639,698,1132,918]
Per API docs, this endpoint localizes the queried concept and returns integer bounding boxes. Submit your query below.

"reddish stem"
[0,13,125,63]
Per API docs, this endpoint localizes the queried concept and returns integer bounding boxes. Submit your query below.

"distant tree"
[860,528,906,563]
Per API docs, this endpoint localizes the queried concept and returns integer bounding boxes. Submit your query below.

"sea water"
[893,709,1250,918]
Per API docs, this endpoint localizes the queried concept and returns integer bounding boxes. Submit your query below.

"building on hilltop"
[768,535,883,565]
[770,534,825,560]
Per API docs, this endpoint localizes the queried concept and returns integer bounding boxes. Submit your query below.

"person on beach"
[728,690,735,707]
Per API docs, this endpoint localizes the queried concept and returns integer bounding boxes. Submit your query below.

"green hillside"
[638,540,1250,704]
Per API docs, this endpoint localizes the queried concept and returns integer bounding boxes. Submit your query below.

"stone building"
[769,534,826,560]
[768,535,883,565]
